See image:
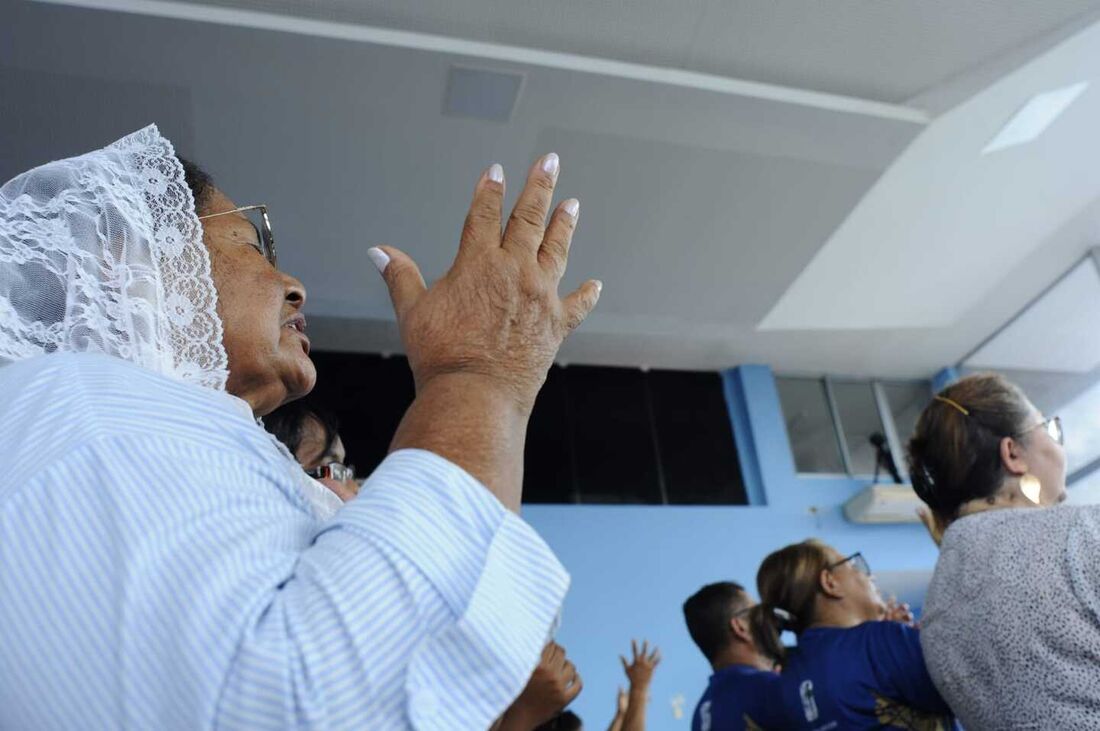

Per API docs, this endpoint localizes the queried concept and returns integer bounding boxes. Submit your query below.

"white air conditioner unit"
[844,484,923,524]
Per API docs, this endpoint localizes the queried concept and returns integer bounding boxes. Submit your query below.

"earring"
[1020,473,1042,505]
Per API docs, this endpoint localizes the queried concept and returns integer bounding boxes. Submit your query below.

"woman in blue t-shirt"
[752,540,955,730]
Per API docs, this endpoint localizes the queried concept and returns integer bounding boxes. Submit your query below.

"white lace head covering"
[0,124,228,388]
[0,124,343,519]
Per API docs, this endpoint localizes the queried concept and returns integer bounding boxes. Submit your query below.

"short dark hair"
[264,399,341,461]
[907,374,1034,519]
[683,581,750,663]
[175,155,215,212]
[534,711,581,731]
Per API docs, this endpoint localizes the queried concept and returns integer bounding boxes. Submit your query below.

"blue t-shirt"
[691,664,786,731]
[775,622,955,730]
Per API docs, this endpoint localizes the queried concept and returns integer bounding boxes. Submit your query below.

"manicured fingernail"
[594,280,603,294]
[488,163,504,183]
[542,153,560,176]
[563,199,579,218]
[367,247,390,273]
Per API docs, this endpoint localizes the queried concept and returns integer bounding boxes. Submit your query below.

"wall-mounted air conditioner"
[844,484,922,524]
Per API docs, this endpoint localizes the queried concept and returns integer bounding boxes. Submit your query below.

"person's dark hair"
[907,374,1033,520]
[533,710,581,731]
[752,539,833,665]
[264,399,341,461]
[175,155,215,213]
[683,581,751,664]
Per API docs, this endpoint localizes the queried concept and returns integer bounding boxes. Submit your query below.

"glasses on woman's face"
[306,462,355,482]
[197,204,277,268]
[827,552,871,578]
[1021,415,1063,446]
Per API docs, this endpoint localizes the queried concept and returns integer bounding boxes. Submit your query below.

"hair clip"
[934,395,970,416]
[772,607,795,627]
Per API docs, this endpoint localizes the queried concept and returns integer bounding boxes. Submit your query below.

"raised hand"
[373,155,600,410]
[917,506,946,547]
[883,596,915,626]
[498,642,583,731]
[617,687,629,715]
[619,640,661,731]
[620,639,661,691]
[377,155,602,509]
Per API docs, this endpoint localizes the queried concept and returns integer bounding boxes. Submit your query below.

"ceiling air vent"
[443,66,524,122]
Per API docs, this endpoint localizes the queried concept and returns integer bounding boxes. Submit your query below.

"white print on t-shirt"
[800,680,819,722]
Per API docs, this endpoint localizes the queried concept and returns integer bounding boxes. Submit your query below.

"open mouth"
[283,315,310,354]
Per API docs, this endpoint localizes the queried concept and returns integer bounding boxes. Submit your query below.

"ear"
[1000,436,1029,477]
[729,616,752,644]
[819,567,844,600]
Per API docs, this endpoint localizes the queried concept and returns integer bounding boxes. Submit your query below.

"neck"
[806,602,868,631]
[955,484,1039,521]
[711,644,773,673]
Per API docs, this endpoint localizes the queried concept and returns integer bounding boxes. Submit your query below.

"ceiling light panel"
[982,81,1088,154]
[443,66,524,122]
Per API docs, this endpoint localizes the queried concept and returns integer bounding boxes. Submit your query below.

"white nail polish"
[367,247,390,273]
[594,280,603,294]
[542,153,560,176]
[563,199,579,218]
[488,163,504,183]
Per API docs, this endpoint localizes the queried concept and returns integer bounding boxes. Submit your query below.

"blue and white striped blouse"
[0,352,569,729]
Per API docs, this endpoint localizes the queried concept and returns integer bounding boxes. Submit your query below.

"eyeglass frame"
[1018,415,1063,446]
[826,551,872,577]
[306,462,356,482]
[197,204,277,268]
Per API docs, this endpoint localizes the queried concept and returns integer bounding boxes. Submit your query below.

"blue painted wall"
[522,364,939,730]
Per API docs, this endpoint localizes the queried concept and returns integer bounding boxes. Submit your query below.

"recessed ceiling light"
[443,66,524,123]
[982,81,1088,154]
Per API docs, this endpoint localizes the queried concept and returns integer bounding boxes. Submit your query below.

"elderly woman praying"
[0,126,599,729]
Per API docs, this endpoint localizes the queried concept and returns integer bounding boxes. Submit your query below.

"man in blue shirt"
[683,582,785,731]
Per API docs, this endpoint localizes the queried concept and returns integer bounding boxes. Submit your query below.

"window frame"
[778,374,929,482]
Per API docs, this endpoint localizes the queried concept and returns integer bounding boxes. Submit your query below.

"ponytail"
[755,540,834,661]
[749,604,794,665]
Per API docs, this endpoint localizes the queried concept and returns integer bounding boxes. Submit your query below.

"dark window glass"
[523,365,576,503]
[308,352,414,476]
[566,366,663,504]
[649,370,746,505]
[308,353,747,505]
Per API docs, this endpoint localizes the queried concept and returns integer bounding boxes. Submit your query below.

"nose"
[283,272,307,309]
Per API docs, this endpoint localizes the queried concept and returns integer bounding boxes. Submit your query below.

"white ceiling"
[762,16,1100,334]
[4,0,1100,377]
[964,256,1100,374]
[142,0,1100,103]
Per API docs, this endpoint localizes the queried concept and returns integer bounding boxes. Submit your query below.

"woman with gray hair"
[0,125,600,729]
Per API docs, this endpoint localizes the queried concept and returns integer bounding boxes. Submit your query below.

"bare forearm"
[390,372,528,512]
[621,687,649,731]
[494,707,534,731]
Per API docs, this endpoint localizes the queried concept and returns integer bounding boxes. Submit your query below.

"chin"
[286,356,317,400]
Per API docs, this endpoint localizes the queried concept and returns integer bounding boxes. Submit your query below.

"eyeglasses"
[306,462,355,482]
[826,552,871,577]
[197,204,277,268]
[1020,416,1063,446]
